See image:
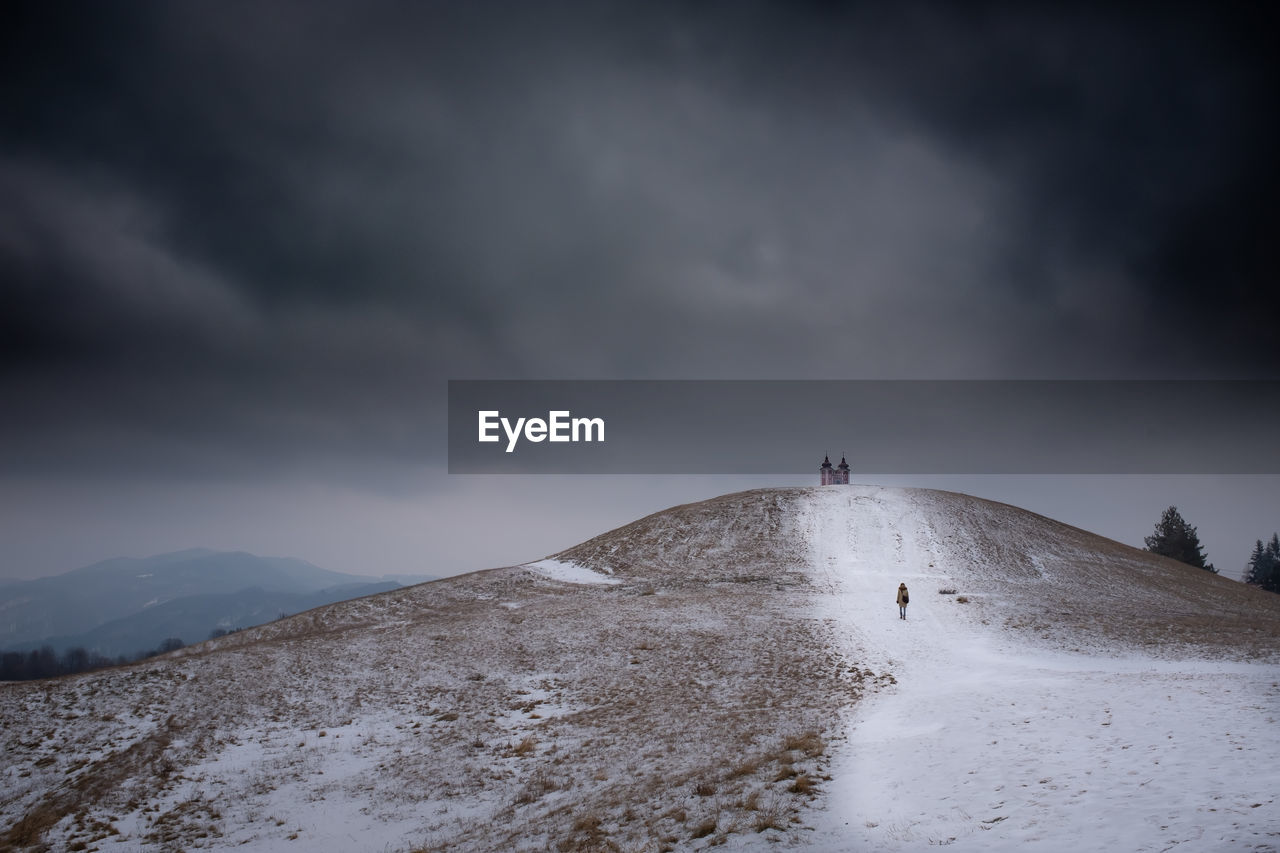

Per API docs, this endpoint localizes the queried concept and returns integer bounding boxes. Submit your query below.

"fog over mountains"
[0,549,433,658]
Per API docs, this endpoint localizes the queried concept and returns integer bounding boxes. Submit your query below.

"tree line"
[1243,534,1280,593]
[1145,505,1279,594]
[0,638,184,681]
[0,625,246,682]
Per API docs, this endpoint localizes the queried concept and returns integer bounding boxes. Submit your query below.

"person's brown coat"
[896,585,909,606]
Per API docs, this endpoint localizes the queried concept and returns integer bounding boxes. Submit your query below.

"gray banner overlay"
[448,380,1280,474]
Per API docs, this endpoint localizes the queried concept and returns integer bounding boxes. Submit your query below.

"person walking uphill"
[897,583,909,619]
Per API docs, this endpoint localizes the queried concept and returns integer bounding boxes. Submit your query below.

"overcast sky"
[2,2,1277,582]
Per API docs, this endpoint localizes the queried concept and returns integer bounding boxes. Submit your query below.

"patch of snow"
[521,559,620,585]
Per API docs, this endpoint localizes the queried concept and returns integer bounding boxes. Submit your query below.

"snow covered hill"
[795,487,1280,851]
[2,486,1277,852]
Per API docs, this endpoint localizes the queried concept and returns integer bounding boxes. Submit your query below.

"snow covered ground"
[521,558,621,585]
[2,485,1277,851]
[797,486,1280,851]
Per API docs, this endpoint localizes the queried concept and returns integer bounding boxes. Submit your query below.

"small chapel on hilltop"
[819,454,850,485]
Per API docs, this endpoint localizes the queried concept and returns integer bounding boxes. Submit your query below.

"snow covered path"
[799,486,1280,852]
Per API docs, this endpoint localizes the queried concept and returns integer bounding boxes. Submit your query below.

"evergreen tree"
[1245,534,1280,593]
[1270,535,1280,592]
[1144,506,1217,573]
[1244,539,1265,584]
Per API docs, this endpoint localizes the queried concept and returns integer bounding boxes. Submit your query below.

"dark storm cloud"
[852,5,1279,364]
[2,1,1276,480]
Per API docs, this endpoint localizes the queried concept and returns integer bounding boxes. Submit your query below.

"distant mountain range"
[0,549,436,657]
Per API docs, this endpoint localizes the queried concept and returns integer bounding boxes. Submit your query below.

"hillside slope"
[1,487,1277,852]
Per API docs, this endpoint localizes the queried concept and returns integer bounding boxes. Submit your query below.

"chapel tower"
[820,454,850,485]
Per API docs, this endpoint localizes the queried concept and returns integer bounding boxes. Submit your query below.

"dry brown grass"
[752,797,786,833]
[925,488,1280,659]
[513,767,563,805]
[1,719,181,852]
[0,488,924,849]
[554,812,618,852]
[781,730,825,757]
[2,800,63,851]
[789,774,817,796]
[554,488,810,585]
[690,815,719,838]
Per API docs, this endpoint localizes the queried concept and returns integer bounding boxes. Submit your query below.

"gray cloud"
[1,1,1276,485]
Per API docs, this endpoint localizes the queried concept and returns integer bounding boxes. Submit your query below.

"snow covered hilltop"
[2,486,1278,852]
